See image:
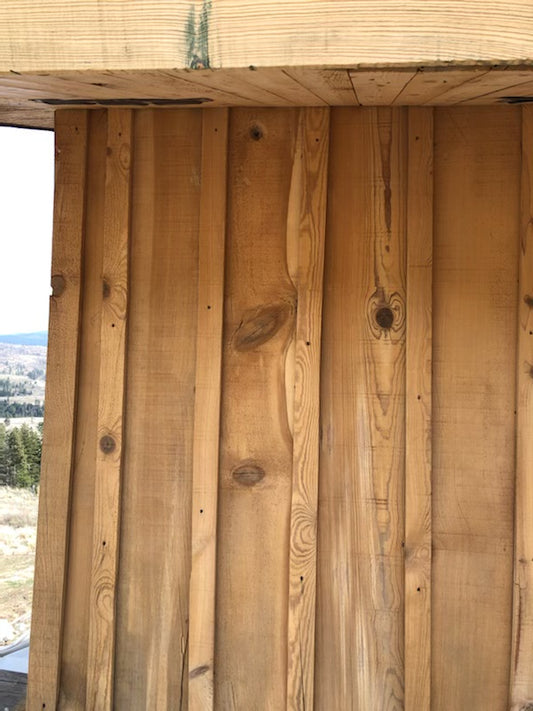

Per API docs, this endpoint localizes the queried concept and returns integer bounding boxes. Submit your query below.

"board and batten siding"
[27,105,532,710]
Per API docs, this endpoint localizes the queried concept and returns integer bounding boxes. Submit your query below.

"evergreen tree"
[7,427,30,487]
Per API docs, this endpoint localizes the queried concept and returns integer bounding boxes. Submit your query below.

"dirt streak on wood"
[188,108,228,711]
[510,104,533,709]
[316,107,406,710]
[85,109,132,711]
[26,110,87,711]
[285,107,329,711]
[215,108,297,709]
[404,107,433,711]
[432,107,520,711]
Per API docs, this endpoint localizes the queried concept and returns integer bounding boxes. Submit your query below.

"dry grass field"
[0,486,37,647]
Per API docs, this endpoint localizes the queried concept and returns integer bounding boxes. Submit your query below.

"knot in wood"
[375,306,394,330]
[51,274,66,298]
[232,462,265,487]
[99,435,116,455]
[249,123,264,141]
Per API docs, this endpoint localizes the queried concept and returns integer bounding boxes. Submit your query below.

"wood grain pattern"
[188,108,228,711]
[316,107,406,711]
[350,70,416,106]
[59,109,107,710]
[113,109,201,710]
[85,109,132,711]
[432,107,520,711]
[215,108,298,710]
[404,107,433,711]
[26,110,87,711]
[510,104,533,711]
[2,1,533,71]
[285,107,329,711]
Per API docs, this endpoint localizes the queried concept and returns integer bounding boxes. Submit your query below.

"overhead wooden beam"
[1,1,533,72]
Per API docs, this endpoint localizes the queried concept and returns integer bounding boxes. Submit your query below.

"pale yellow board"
[215,108,298,710]
[393,69,488,104]
[316,107,406,710]
[404,107,433,711]
[188,108,228,710]
[510,104,533,710]
[432,106,520,711]
[285,68,359,106]
[286,107,329,711]
[1,1,533,71]
[428,68,533,104]
[26,110,87,711]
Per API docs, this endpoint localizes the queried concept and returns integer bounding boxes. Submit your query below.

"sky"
[0,126,54,335]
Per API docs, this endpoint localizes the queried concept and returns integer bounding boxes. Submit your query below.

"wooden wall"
[27,105,533,710]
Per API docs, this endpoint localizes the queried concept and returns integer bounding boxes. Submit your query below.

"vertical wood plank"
[188,108,229,710]
[85,109,132,711]
[286,107,329,711]
[404,107,433,711]
[113,109,201,710]
[27,110,87,711]
[59,109,107,710]
[315,107,407,710]
[215,108,298,710]
[510,104,533,710]
[432,106,520,711]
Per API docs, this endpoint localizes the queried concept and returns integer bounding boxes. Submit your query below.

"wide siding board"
[215,108,298,710]
[316,107,406,710]
[432,107,520,711]
[114,110,201,710]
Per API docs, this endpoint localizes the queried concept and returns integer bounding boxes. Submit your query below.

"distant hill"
[0,332,48,347]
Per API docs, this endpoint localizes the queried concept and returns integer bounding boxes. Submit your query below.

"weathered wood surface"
[27,105,533,709]
[432,107,520,710]
[510,104,533,711]
[26,110,87,711]
[286,108,329,711]
[316,107,406,710]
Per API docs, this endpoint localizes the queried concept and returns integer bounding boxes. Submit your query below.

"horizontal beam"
[2,1,533,72]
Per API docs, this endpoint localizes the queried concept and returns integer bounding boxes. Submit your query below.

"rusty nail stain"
[375,306,394,330]
[99,435,116,454]
[51,275,66,298]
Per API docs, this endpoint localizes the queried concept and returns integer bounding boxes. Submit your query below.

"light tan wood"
[316,107,406,710]
[26,110,87,711]
[432,107,520,711]
[510,104,533,710]
[113,109,201,710]
[404,107,433,711]
[285,107,329,711]
[85,109,132,711]
[188,108,228,710]
[2,65,533,128]
[2,1,533,72]
[350,70,416,105]
[215,108,298,710]
[59,109,107,710]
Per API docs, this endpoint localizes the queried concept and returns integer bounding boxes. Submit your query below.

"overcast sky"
[0,126,54,335]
